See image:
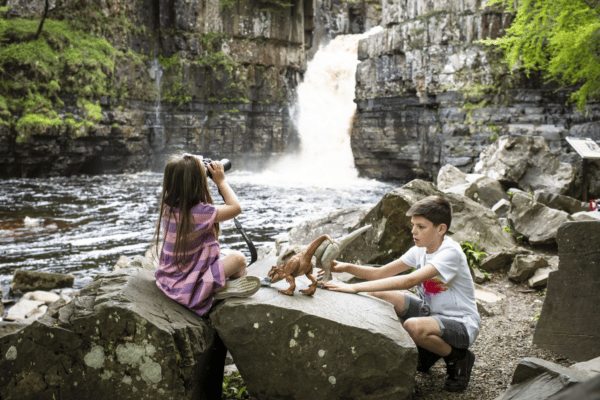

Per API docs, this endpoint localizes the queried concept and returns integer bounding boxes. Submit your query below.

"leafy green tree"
[482,0,600,108]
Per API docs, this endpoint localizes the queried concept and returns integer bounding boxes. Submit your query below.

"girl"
[154,153,260,316]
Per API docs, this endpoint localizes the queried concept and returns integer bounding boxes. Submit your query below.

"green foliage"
[460,234,487,270]
[159,54,193,106]
[481,0,600,108]
[0,14,122,142]
[222,372,249,399]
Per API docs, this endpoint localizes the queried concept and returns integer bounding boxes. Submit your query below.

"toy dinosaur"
[267,235,334,296]
[314,224,372,284]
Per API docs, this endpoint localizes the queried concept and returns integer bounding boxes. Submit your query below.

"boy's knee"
[403,319,428,341]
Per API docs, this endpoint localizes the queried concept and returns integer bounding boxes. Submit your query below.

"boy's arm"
[331,258,412,281]
[323,264,440,294]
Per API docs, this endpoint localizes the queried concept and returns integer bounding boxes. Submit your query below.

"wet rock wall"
[0,0,312,177]
[351,0,600,186]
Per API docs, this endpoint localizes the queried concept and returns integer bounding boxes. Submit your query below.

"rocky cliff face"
[351,0,600,185]
[0,0,314,177]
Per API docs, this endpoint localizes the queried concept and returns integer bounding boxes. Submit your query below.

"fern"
[481,0,600,108]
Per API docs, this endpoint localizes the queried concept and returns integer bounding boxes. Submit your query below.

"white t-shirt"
[400,236,480,345]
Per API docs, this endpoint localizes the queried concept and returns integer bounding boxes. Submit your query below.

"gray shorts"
[400,294,470,349]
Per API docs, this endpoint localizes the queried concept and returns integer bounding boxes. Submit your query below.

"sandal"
[214,276,261,300]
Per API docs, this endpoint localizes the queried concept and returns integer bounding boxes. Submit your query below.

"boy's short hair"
[406,195,452,230]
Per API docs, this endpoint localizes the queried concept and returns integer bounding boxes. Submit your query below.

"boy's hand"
[322,281,359,294]
[317,260,349,278]
[330,260,350,273]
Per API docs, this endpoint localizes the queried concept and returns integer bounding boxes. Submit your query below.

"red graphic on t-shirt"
[422,277,448,295]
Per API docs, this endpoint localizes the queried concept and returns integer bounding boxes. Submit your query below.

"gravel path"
[409,271,573,400]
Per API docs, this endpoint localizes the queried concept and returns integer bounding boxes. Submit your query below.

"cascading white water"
[263,28,383,188]
[150,58,164,127]
[149,58,166,154]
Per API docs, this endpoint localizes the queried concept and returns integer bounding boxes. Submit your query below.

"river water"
[0,29,395,300]
[0,172,395,297]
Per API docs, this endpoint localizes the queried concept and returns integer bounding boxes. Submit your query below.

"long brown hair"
[154,154,220,266]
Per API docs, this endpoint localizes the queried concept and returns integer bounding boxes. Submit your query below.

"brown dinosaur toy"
[267,235,334,296]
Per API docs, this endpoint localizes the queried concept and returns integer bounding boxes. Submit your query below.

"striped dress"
[155,203,226,316]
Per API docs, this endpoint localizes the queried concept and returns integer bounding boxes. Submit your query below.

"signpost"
[566,137,600,202]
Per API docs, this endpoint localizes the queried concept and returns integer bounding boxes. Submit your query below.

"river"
[0,172,395,298]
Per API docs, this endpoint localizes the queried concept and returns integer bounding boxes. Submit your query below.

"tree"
[35,0,50,39]
[482,0,600,109]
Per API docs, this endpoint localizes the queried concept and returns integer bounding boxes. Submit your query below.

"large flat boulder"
[210,257,417,400]
[533,221,600,361]
[339,180,515,265]
[0,262,225,399]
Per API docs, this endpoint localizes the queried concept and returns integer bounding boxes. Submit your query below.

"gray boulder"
[210,257,417,400]
[548,374,600,400]
[571,211,600,221]
[10,270,75,292]
[534,191,588,214]
[464,176,509,209]
[444,192,516,254]
[534,220,600,361]
[474,136,577,196]
[508,254,549,283]
[508,191,573,246]
[492,198,511,218]
[0,264,225,399]
[527,265,558,288]
[494,357,597,400]
[479,247,533,272]
[288,205,372,246]
[340,180,515,265]
[437,164,468,190]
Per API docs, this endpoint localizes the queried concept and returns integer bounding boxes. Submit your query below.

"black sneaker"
[416,346,442,373]
[444,349,475,392]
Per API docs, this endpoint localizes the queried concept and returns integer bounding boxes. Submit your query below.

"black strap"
[233,217,258,267]
[217,189,257,267]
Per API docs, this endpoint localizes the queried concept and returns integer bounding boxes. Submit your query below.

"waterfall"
[263,28,383,188]
[149,58,166,152]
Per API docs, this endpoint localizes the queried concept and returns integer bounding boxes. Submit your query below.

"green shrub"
[481,0,600,109]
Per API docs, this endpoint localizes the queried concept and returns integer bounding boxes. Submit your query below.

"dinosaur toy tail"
[318,224,373,283]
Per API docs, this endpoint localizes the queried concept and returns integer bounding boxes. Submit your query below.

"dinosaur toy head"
[267,266,286,284]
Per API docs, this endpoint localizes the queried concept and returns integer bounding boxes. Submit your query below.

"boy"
[323,195,480,392]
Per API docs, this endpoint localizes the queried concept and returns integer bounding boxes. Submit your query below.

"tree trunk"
[34,0,50,40]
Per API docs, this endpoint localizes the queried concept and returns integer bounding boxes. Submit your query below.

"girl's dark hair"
[154,154,219,267]
[406,195,452,230]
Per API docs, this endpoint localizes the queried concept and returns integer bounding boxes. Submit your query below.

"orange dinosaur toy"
[267,235,334,296]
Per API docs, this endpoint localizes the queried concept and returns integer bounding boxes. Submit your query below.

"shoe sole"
[214,276,261,300]
[213,276,260,300]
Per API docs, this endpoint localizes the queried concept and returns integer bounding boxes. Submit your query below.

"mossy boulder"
[0,264,225,399]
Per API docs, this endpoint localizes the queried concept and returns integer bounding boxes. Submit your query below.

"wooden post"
[582,159,588,203]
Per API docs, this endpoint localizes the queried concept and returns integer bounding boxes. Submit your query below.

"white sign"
[566,137,600,159]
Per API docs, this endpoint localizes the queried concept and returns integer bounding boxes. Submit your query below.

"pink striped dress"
[155,203,226,316]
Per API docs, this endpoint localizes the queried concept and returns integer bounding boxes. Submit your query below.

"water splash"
[264,28,383,188]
